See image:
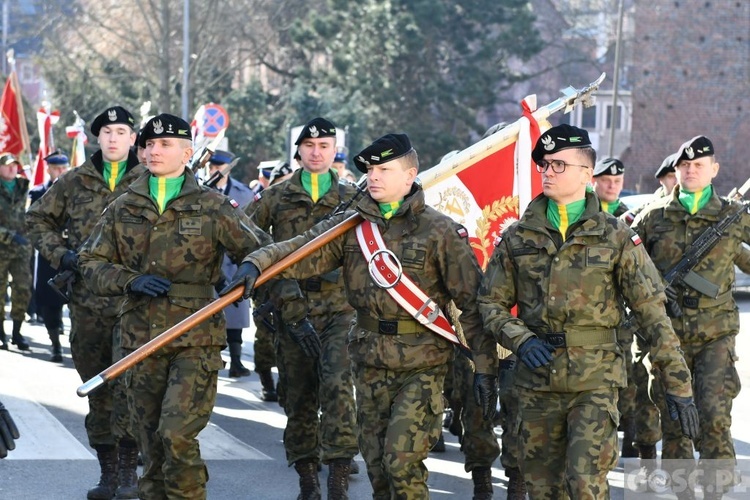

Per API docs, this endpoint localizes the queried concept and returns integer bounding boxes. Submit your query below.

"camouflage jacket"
[478,190,692,397]
[78,171,271,349]
[25,150,147,315]
[244,185,498,375]
[632,186,750,344]
[0,175,30,248]
[245,168,357,318]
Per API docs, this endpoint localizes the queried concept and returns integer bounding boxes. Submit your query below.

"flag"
[66,112,87,167]
[425,96,545,270]
[32,104,60,186]
[190,104,206,148]
[0,75,27,157]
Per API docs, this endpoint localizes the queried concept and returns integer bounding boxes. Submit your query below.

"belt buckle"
[546,333,566,348]
[304,279,321,292]
[683,296,699,309]
[367,249,403,289]
[378,320,398,335]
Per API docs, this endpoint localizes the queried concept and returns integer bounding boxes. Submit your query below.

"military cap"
[675,135,714,164]
[593,157,624,177]
[44,150,69,165]
[0,152,20,166]
[353,133,413,173]
[294,117,337,146]
[209,149,235,165]
[91,106,136,136]
[531,124,592,163]
[269,161,295,185]
[654,152,678,179]
[137,113,192,148]
[334,147,348,163]
[256,160,277,179]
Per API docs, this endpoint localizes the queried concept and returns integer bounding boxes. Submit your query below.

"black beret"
[44,150,69,165]
[353,133,413,173]
[675,135,714,164]
[138,114,192,148]
[0,152,20,166]
[269,161,295,185]
[210,149,235,165]
[532,124,592,163]
[593,157,624,177]
[91,106,136,137]
[654,152,678,179]
[294,117,337,145]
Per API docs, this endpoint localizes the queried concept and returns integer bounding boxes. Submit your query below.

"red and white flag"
[0,75,27,157]
[425,96,545,269]
[65,112,87,167]
[32,103,60,186]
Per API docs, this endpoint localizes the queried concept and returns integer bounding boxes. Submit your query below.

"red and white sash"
[355,220,472,357]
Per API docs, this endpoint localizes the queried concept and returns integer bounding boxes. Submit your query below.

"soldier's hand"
[287,317,321,358]
[517,336,555,369]
[128,275,172,297]
[220,262,260,300]
[11,233,28,246]
[60,250,79,272]
[0,400,20,459]
[665,394,700,439]
[473,373,498,421]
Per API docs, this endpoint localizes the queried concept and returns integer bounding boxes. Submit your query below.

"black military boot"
[88,446,118,499]
[327,458,351,500]
[228,341,251,378]
[49,328,63,362]
[0,321,7,350]
[10,320,29,351]
[294,458,321,500]
[348,458,359,475]
[621,416,639,458]
[506,467,527,500]
[431,431,446,452]
[471,466,493,500]
[258,369,278,402]
[115,443,139,499]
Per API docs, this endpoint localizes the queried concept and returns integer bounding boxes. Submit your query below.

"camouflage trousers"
[275,309,358,466]
[618,338,637,423]
[0,243,31,322]
[518,387,619,500]
[69,303,133,447]
[633,336,661,446]
[498,358,520,470]
[253,318,276,372]
[124,345,223,500]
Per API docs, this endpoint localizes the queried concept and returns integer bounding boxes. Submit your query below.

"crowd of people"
[1,105,749,500]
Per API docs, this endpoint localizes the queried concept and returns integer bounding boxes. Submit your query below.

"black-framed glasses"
[535,159,591,174]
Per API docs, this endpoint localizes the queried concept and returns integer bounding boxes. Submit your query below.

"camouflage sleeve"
[439,222,497,375]
[737,244,750,274]
[244,191,272,232]
[243,213,348,280]
[25,176,72,268]
[616,229,693,398]
[477,234,535,354]
[217,198,272,265]
[78,203,140,296]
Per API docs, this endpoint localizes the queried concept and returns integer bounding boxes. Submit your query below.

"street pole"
[608,0,625,157]
[181,0,189,120]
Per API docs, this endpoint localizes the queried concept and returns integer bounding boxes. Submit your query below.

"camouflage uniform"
[0,174,31,326]
[478,190,693,500]
[79,171,270,499]
[244,185,498,499]
[26,150,145,448]
[245,168,360,467]
[632,186,750,494]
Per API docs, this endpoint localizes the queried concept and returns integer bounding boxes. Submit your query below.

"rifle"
[203,157,240,189]
[187,129,225,174]
[47,269,76,304]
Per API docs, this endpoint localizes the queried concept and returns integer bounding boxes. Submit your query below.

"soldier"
[592,157,629,216]
[0,400,19,459]
[0,153,31,351]
[207,149,255,378]
[28,150,70,362]
[477,124,698,499]
[332,147,357,183]
[78,113,272,500]
[632,136,750,500]
[249,161,275,197]
[26,106,144,499]
[243,117,360,500]
[223,133,498,499]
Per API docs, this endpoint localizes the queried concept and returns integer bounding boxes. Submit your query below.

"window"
[581,106,597,128]
[606,104,623,130]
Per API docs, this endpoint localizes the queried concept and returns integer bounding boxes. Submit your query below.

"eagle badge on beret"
[686,147,694,160]
[153,120,164,134]
[309,125,319,138]
[542,135,554,151]
[108,109,117,121]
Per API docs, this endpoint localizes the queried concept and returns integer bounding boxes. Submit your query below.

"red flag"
[0,75,26,157]
[32,105,60,186]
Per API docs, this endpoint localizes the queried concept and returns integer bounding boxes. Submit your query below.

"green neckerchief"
[102,160,127,191]
[600,199,621,214]
[1,178,16,193]
[379,201,403,220]
[300,170,332,203]
[547,198,587,240]
[678,185,713,215]
[148,174,185,214]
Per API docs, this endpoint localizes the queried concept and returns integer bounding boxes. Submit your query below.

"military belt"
[535,328,617,348]
[167,284,216,299]
[357,315,428,335]
[299,278,322,292]
[682,289,733,309]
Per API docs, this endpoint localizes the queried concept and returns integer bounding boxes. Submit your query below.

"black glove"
[287,317,322,358]
[473,373,498,421]
[11,233,28,246]
[517,336,556,370]
[128,275,172,297]
[665,394,700,440]
[220,262,260,300]
[0,400,20,459]
[60,250,79,272]
[214,278,239,307]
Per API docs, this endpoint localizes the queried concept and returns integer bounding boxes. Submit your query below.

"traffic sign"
[201,103,229,137]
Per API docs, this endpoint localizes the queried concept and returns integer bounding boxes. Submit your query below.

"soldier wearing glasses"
[477,124,697,499]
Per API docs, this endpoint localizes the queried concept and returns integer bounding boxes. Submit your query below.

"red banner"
[0,76,26,158]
